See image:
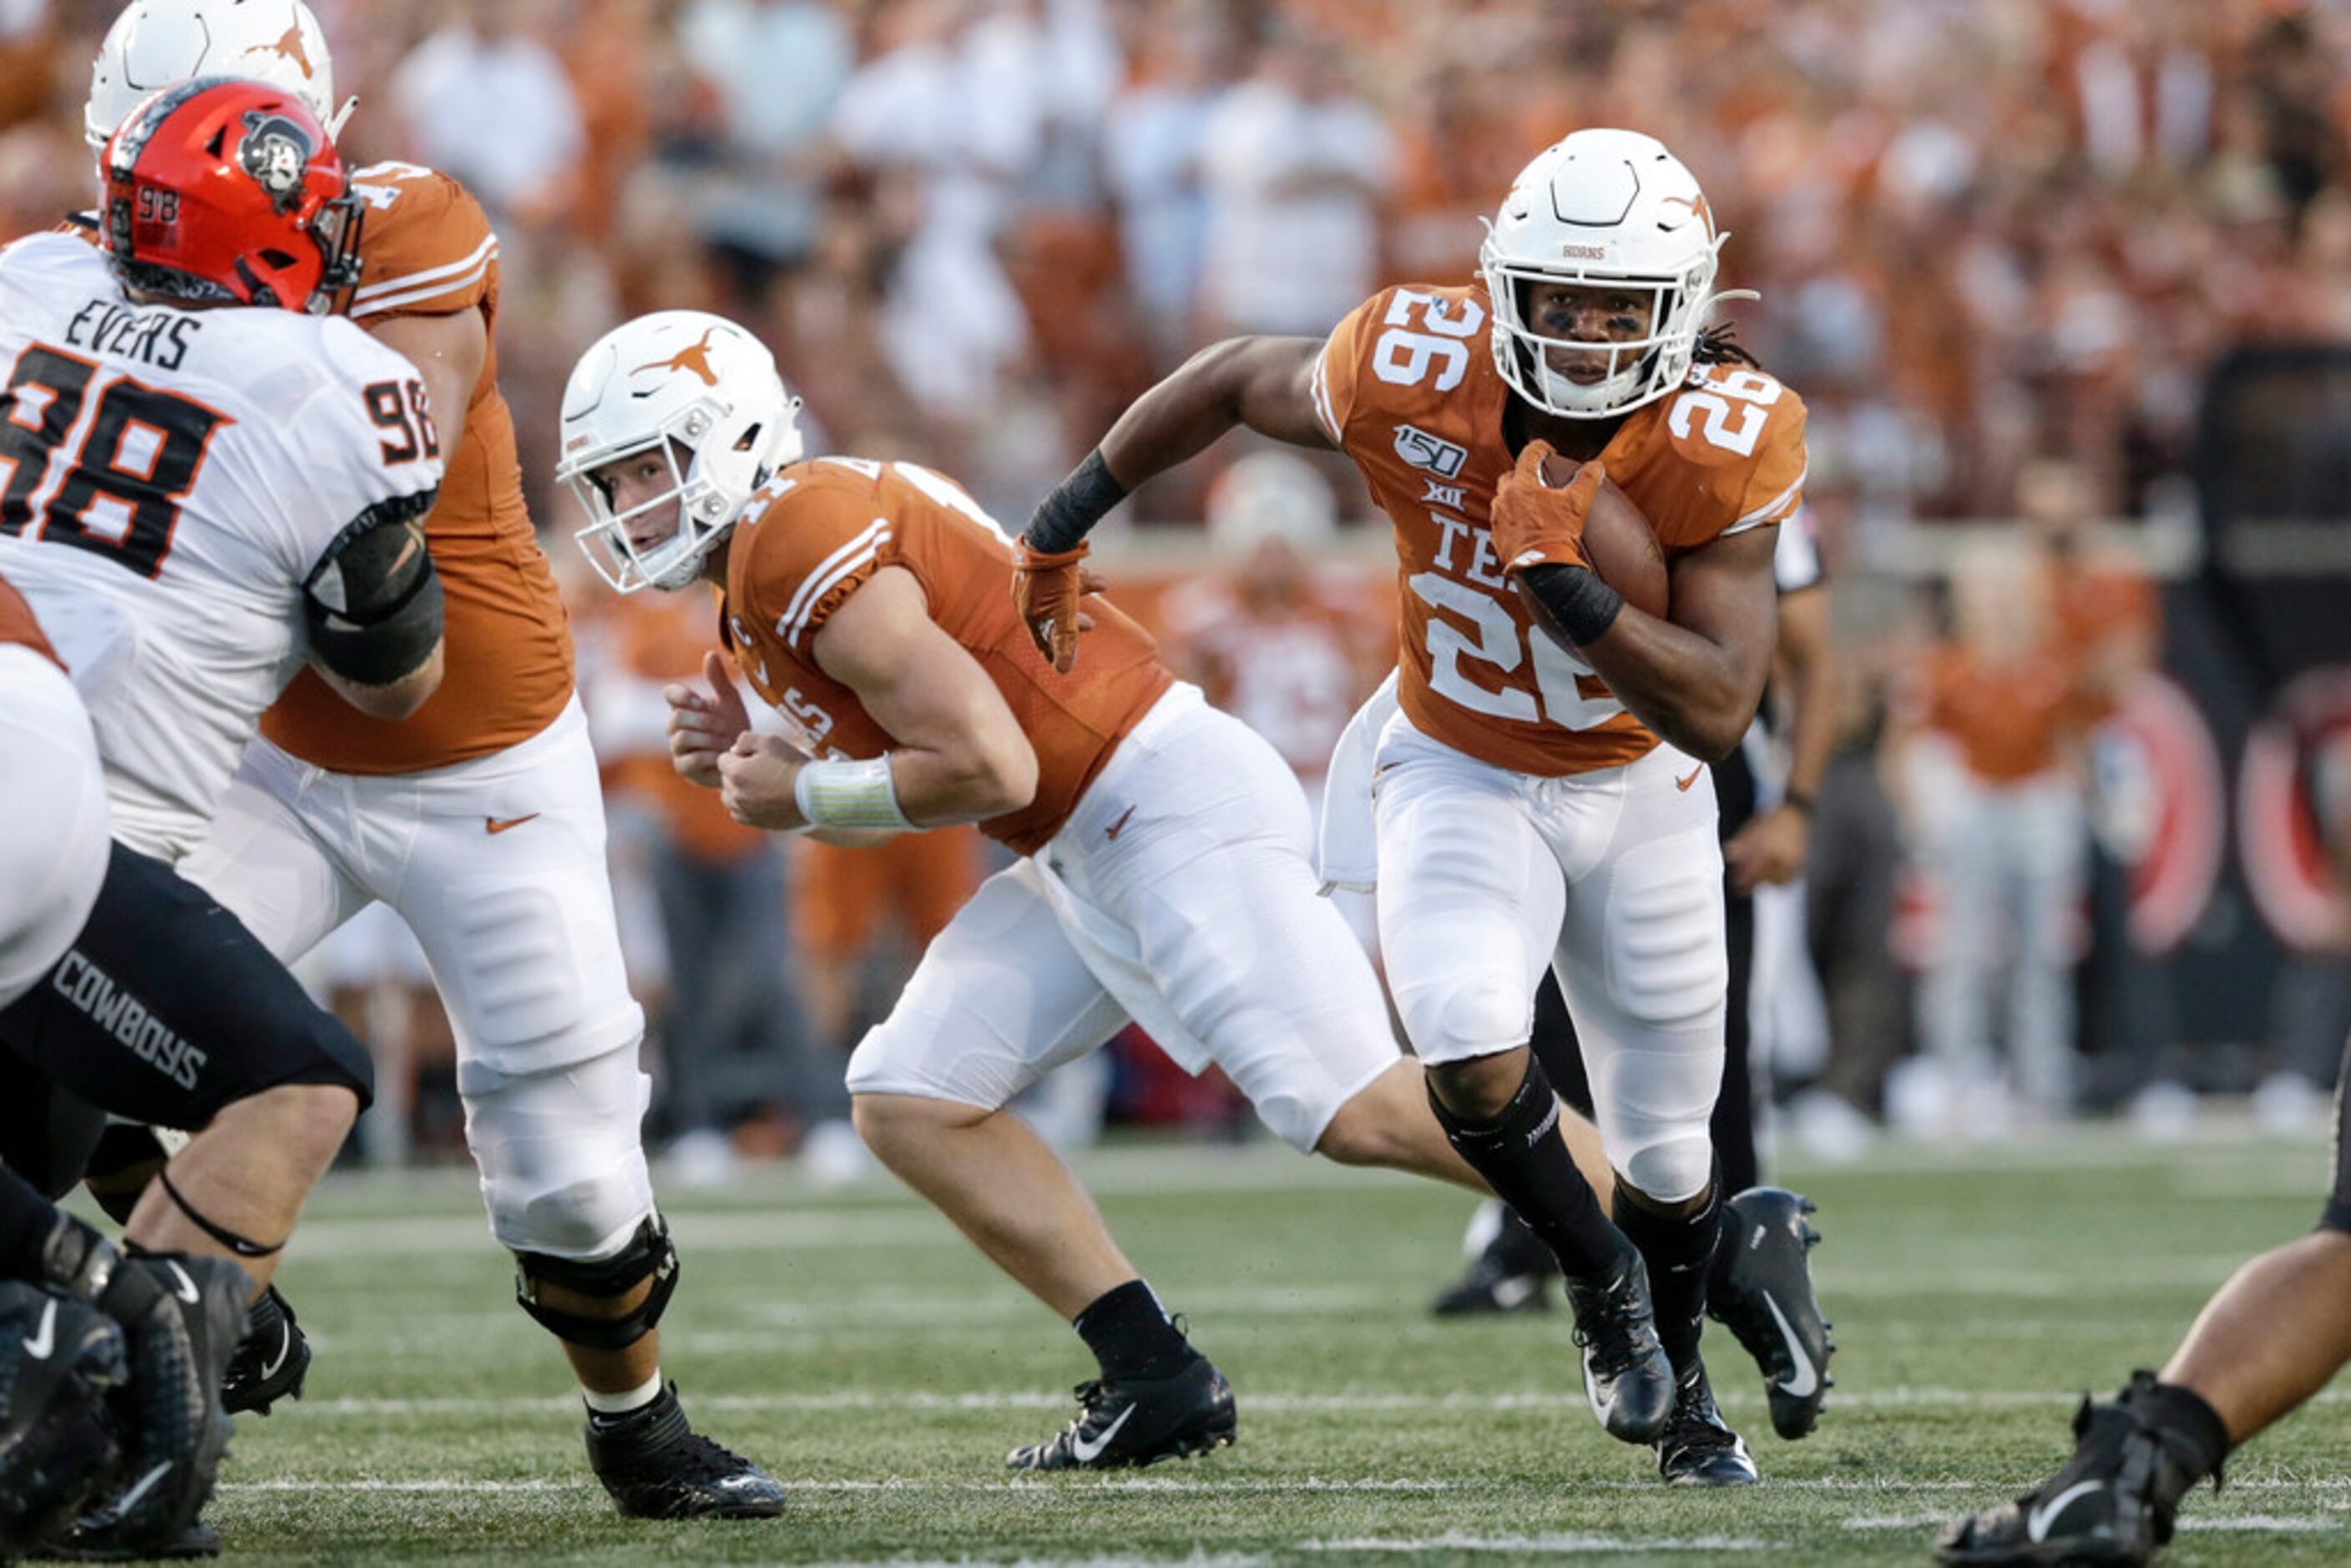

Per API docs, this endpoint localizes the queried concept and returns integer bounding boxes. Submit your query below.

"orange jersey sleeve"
[343,164,498,325]
[1322,282,1808,777]
[259,162,574,775]
[724,458,1171,856]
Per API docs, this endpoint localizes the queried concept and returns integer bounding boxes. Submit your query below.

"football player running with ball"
[1016,129,1807,1485]
[559,309,1679,1475]
[82,1,783,1520]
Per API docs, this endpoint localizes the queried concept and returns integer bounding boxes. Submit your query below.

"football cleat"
[1655,1361,1759,1486]
[1562,1246,1676,1444]
[1006,1356,1236,1471]
[1432,1205,1555,1316]
[0,1284,129,1560]
[1935,1374,2213,1566]
[42,1253,247,1562]
[584,1383,786,1520]
[1709,1186,1834,1439]
[220,1286,308,1418]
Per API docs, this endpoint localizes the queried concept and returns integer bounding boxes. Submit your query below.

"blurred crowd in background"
[6,0,2351,1179]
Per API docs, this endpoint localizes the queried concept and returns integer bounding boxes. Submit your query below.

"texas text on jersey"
[255,160,574,773]
[723,458,1171,856]
[0,232,442,860]
[1312,281,1807,778]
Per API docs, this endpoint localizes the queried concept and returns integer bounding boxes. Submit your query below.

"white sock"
[583,1371,664,1417]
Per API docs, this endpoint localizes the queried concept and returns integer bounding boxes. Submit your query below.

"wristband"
[1518,562,1625,646]
[793,755,914,831]
[1024,448,1129,554]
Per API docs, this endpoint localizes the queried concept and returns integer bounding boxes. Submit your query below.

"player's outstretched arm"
[716,568,1038,832]
[1016,336,1331,670]
[1533,524,1779,762]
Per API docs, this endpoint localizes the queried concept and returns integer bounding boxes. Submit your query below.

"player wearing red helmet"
[0,75,447,1555]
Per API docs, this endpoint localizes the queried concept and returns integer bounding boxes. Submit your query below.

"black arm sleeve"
[302,490,444,688]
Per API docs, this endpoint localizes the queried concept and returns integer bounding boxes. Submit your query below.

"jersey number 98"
[0,345,226,579]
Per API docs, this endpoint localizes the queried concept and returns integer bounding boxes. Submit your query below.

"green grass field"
[164,1121,2351,1565]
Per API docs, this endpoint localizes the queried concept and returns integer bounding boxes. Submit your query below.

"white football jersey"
[0,233,442,862]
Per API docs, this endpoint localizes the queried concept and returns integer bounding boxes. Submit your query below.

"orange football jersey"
[723,458,1172,857]
[1314,283,1807,776]
[0,570,62,669]
[258,162,574,774]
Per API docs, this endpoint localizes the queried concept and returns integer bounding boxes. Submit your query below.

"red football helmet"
[100,76,362,312]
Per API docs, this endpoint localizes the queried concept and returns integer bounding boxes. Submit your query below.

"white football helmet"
[1205,451,1338,557]
[1479,128,1728,420]
[85,0,351,153]
[557,311,804,594]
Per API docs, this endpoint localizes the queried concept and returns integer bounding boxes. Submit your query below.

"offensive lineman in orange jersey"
[83,2,785,1519]
[1016,129,1807,1485]
[561,308,1593,1472]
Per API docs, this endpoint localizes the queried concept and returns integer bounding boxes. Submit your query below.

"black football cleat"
[1710,1186,1833,1439]
[220,1285,308,1417]
[40,1253,247,1562]
[584,1383,786,1519]
[1655,1361,1759,1486]
[1935,1374,2213,1566]
[1433,1205,1555,1316]
[1006,1355,1236,1471]
[1562,1246,1676,1444]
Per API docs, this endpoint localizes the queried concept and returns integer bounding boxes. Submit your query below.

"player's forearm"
[1569,610,1767,762]
[887,734,1039,827]
[1776,589,1840,803]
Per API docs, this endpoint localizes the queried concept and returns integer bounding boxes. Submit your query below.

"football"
[1540,450,1669,620]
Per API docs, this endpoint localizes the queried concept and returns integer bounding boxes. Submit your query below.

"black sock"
[1488,1204,1559,1279]
[1428,1057,1624,1281]
[1614,1175,1722,1376]
[1074,1279,1193,1381]
[2123,1374,2232,1485]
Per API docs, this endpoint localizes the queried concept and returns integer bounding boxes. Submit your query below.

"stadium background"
[6,0,2351,1176]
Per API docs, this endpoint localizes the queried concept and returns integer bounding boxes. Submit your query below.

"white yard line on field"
[1303,1535,1774,1554]
[297,1385,2351,1418]
[211,1475,2351,1497]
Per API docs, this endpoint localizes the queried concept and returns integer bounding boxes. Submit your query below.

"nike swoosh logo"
[164,1261,200,1306]
[2028,1479,2105,1542]
[1762,1292,1818,1397]
[260,1321,292,1380]
[1105,804,1138,841]
[485,813,541,834]
[1676,766,1703,792]
[23,1299,56,1359]
[1069,1401,1137,1464]
[112,1461,172,1519]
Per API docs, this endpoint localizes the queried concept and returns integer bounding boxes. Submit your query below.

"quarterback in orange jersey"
[1019,129,1806,1484]
[558,308,1565,1474]
[83,1,784,1519]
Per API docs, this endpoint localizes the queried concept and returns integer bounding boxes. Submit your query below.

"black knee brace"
[513,1215,679,1351]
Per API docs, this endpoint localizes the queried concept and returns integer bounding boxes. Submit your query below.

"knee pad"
[1393,972,1531,1066]
[462,1044,655,1258]
[1622,1132,1715,1208]
[514,1213,679,1351]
